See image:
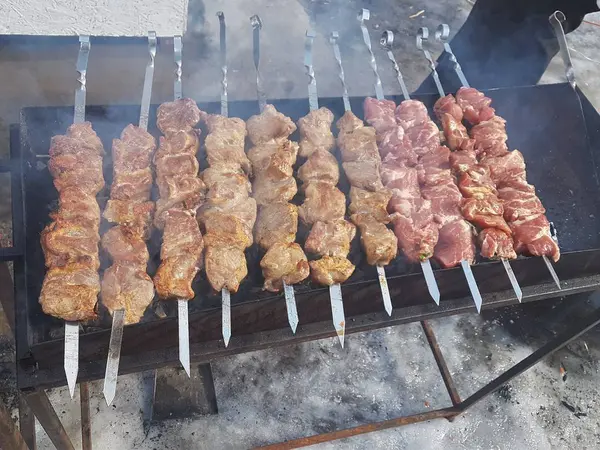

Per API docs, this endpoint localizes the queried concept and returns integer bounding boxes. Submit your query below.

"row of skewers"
[37,10,561,404]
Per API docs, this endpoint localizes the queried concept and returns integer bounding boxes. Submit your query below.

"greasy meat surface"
[104,200,155,232]
[157,98,201,134]
[298,182,346,225]
[455,87,495,125]
[255,203,298,250]
[260,242,310,292]
[247,104,296,145]
[297,148,340,187]
[309,256,355,286]
[390,200,439,262]
[204,245,248,292]
[355,218,398,266]
[363,97,397,132]
[297,107,335,157]
[199,197,257,245]
[348,187,392,224]
[101,226,149,266]
[202,114,251,174]
[112,125,155,171]
[510,214,560,262]
[341,160,384,191]
[49,122,104,158]
[201,213,253,250]
[154,211,203,299]
[304,219,356,258]
[433,220,476,268]
[479,228,517,260]
[41,218,100,270]
[248,140,298,180]
[49,149,104,194]
[50,188,100,230]
[470,116,508,157]
[101,264,155,325]
[39,263,100,321]
[110,169,153,202]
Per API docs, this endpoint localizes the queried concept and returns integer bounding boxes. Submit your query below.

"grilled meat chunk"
[255,203,298,251]
[247,104,296,145]
[260,242,310,292]
[101,264,155,325]
[309,256,355,286]
[157,98,202,134]
[298,182,346,226]
[297,148,340,187]
[297,107,335,157]
[304,219,356,258]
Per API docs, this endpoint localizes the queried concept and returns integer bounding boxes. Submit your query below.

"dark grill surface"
[19,83,600,346]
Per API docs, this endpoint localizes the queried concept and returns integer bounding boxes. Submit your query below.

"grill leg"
[152,363,218,421]
[0,262,16,334]
[80,383,92,450]
[23,389,75,450]
[421,320,461,408]
[19,396,36,450]
[0,397,28,450]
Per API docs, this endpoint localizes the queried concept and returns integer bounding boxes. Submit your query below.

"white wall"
[0,0,188,36]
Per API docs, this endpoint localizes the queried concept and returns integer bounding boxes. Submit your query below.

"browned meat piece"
[298,182,346,225]
[354,218,398,266]
[101,225,149,266]
[337,123,379,162]
[253,175,297,206]
[39,263,100,322]
[202,115,251,174]
[341,160,384,192]
[336,110,364,134]
[104,200,155,231]
[101,263,155,324]
[201,213,253,250]
[110,169,153,202]
[160,210,204,260]
[112,125,156,172]
[202,165,252,192]
[41,218,100,270]
[153,210,203,300]
[297,107,335,157]
[247,104,296,145]
[304,219,356,258]
[348,187,391,224]
[49,152,104,194]
[198,196,257,245]
[156,98,201,134]
[255,203,298,250]
[49,122,104,158]
[297,148,340,188]
[260,242,310,292]
[204,245,248,293]
[155,175,206,211]
[309,256,355,286]
[248,140,298,181]
[155,153,199,179]
[155,130,199,158]
[154,254,202,300]
[50,188,100,231]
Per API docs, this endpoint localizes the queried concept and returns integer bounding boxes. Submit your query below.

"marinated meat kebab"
[153,99,206,300]
[452,87,559,261]
[39,122,105,321]
[336,110,397,267]
[434,94,517,261]
[101,125,156,324]
[297,107,356,285]
[364,98,476,269]
[198,112,257,293]
[246,105,309,292]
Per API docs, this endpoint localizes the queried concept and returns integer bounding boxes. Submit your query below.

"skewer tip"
[103,385,116,407]
[336,328,345,348]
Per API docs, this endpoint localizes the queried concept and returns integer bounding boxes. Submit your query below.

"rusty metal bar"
[0,399,28,450]
[23,389,75,450]
[255,407,460,449]
[18,397,36,450]
[80,383,92,450]
[421,320,461,406]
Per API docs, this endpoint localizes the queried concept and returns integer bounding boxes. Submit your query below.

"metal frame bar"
[256,308,600,449]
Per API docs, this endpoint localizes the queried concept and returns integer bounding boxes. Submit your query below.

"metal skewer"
[170,35,192,374]
[250,14,300,334]
[64,35,91,399]
[434,23,556,296]
[103,31,157,407]
[359,10,440,307]
[354,10,393,316]
[214,12,234,348]
[416,27,484,312]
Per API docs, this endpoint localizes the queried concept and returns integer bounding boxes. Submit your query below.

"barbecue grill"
[2,10,600,450]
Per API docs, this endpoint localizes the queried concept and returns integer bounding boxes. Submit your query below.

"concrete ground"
[1,0,600,449]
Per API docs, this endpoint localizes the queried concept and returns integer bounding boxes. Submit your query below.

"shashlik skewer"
[247,17,308,334]
[38,36,98,398]
[153,37,205,376]
[433,24,561,289]
[334,18,396,316]
[102,32,157,406]
[358,10,442,305]
[293,30,356,347]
